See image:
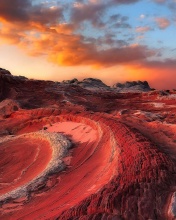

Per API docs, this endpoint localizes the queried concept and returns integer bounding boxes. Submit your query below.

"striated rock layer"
[0,69,176,219]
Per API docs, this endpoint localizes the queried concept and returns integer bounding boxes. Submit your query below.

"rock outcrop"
[78,78,111,91]
[63,78,111,91]
[0,68,11,75]
[0,69,176,220]
[113,80,152,92]
[0,68,11,99]
[0,99,20,119]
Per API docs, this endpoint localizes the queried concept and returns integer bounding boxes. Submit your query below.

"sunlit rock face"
[0,70,176,220]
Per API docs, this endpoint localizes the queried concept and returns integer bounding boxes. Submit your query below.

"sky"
[0,0,176,89]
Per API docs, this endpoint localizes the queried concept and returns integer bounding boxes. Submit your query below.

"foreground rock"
[0,69,176,220]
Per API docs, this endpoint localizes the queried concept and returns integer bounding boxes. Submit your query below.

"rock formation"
[113,80,152,92]
[63,78,111,91]
[0,69,176,220]
[0,99,19,119]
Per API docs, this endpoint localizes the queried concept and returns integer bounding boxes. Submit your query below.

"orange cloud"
[155,17,170,29]
[0,0,156,69]
[0,0,63,24]
[136,26,152,33]
[49,44,156,67]
[0,14,156,68]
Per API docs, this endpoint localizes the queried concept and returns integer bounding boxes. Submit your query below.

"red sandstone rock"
[0,71,176,219]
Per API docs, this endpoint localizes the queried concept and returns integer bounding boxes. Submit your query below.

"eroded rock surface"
[0,70,176,220]
[0,99,20,119]
[113,80,152,92]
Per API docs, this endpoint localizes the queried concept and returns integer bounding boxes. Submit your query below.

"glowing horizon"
[0,0,176,89]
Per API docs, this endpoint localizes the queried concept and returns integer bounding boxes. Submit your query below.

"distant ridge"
[1,67,152,93]
[113,80,152,92]
[62,77,152,92]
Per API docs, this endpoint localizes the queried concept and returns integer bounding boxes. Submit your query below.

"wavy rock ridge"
[0,69,176,219]
[0,131,71,202]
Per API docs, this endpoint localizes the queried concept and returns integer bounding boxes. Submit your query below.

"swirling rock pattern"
[0,71,176,219]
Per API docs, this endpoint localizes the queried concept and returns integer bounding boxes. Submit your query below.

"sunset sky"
[0,0,176,89]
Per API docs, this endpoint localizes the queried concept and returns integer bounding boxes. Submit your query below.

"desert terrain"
[0,69,176,220]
